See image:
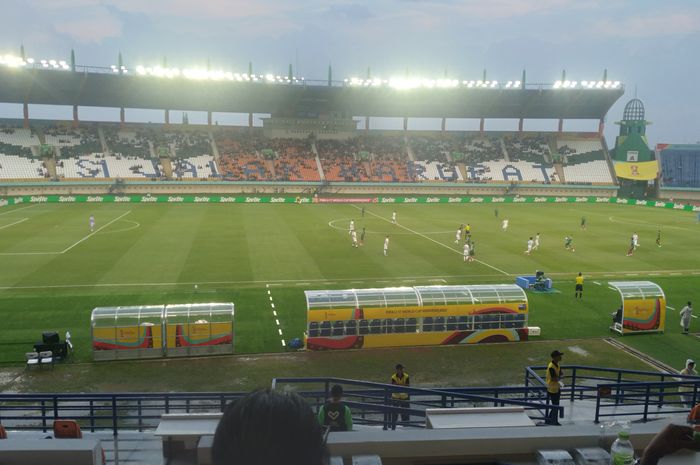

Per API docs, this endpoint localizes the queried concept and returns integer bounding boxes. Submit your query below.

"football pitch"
[0,201,698,379]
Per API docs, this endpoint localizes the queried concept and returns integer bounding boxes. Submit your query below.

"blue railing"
[525,365,700,423]
[272,377,561,429]
[0,392,245,435]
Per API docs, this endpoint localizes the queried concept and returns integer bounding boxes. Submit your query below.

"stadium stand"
[215,130,273,181]
[0,126,48,179]
[557,137,613,184]
[45,125,103,158]
[659,145,700,188]
[57,153,163,179]
[267,138,320,181]
[503,134,551,163]
[317,139,370,182]
[103,126,152,159]
[409,136,464,182]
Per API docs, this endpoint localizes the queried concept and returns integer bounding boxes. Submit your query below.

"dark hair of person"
[212,389,328,465]
[330,384,343,399]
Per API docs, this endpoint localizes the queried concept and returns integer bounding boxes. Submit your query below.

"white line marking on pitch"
[281,339,286,347]
[667,306,676,310]
[0,218,29,230]
[275,319,280,325]
[593,281,602,286]
[271,303,275,308]
[269,296,273,301]
[60,210,132,254]
[273,311,277,316]
[353,205,510,276]
[0,204,39,216]
[278,328,283,336]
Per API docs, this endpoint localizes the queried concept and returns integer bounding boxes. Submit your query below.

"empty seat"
[422,317,434,332]
[406,318,417,333]
[446,316,458,330]
[309,322,319,337]
[53,420,82,439]
[369,319,381,334]
[345,320,357,335]
[332,321,345,336]
[359,319,369,335]
[393,318,405,334]
[433,317,446,332]
[457,316,470,330]
[39,351,53,368]
[319,321,332,337]
[382,318,394,334]
[25,352,39,369]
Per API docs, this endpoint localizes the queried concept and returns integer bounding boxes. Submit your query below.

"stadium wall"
[658,187,700,202]
[0,181,618,197]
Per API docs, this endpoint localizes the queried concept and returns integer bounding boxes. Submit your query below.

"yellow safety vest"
[391,372,409,400]
[546,361,561,394]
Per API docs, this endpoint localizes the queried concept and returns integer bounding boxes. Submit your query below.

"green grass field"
[0,201,698,391]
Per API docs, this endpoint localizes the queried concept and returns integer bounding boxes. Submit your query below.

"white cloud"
[52,7,123,43]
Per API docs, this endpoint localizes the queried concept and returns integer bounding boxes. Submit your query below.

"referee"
[575,272,584,300]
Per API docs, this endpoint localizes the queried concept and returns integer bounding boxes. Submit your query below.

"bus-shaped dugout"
[304,284,529,350]
[609,281,665,335]
[91,303,235,360]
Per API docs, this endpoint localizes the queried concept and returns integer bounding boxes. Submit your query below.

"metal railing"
[0,392,245,435]
[525,365,700,423]
[272,377,561,429]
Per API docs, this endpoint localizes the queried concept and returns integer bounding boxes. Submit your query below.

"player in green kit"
[580,216,586,230]
[564,235,575,252]
[656,230,661,248]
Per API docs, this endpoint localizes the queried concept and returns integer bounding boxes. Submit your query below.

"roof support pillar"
[248,113,253,128]
[518,118,524,133]
[441,117,446,132]
[403,117,408,131]
[120,108,125,127]
[23,103,29,129]
[207,110,212,126]
[72,105,79,128]
[365,116,369,131]
[479,118,485,134]
[558,119,563,133]
[598,118,605,136]
[165,109,170,125]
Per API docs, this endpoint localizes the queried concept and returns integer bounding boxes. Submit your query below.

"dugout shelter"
[608,281,665,335]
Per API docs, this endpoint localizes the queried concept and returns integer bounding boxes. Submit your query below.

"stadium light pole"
[248,61,254,128]
[327,63,332,87]
[558,69,566,133]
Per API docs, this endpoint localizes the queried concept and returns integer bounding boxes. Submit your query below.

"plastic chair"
[25,352,39,369]
[39,351,54,368]
[53,420,82,438]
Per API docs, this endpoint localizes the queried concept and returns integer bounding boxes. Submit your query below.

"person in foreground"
[212,389,328,465]
[637,423,700,465]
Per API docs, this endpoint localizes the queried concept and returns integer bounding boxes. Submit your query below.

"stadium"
[0,37,699,465]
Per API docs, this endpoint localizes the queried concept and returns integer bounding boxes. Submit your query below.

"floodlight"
[553,81,562,89]
[514,81,521,88]
[596,81,604,88]
[136,65,146,75]
[59,60,67,66]
[613,81,621,88]
[604,81,612,88]
[27,58,35,64]
[491,80,498,88]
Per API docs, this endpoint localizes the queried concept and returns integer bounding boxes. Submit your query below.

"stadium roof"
[0,67,623,120]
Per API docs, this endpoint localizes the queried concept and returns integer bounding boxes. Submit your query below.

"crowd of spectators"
[103,126,152,158]
[463,136,503,164]
[46,126,102,158]
[503,134,551,163]
[268,138,320,181]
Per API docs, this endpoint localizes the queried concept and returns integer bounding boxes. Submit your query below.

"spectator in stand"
[678,359,698,407]
[318,384,353,432]
[545,350,564,426]
[389,363,410,430]
[212,389,328,465]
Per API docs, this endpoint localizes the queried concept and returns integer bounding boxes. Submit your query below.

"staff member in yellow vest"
[546,350,564,426]
[390,364,410,430]
[575,272,584,300]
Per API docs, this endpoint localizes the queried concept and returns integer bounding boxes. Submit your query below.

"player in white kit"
[525,237,534,255]
[349,220,355,235]
[351,230,358,248]
[383,235,390,256]
[632,232,639,249]
[502,219,509,232]
[455,226,462,244]
[391,211,397,224]
[89,215,95,232]
[534,233,540,250]
[463,242,470,262]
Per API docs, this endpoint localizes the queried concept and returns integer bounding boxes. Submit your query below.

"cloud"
[592,11,700,38]
[53,8,123,43]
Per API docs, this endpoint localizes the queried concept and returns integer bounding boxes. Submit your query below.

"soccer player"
[349,219,355,235]
[455,226,462,244]
[525,237,534,255]
[392,211,397,224]
[632,232,640,249]
[494,208,499,218]
[580,216,587,230]
[89,215,95,232]
[383,235,390,256]
[656,230,661,247]
[575,272,584,299]
[360,227,366,246]
[626,235,635,256]
[351,230,358,248]
[463,242,470,262]
[361,206,365,217]
[468,240,475,262]
[502,218,509,232]
[564,235,573,251]
[534,233,540,250]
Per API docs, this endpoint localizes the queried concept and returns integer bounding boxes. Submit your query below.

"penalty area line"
[0,218,29,230]
[353,205,510,276]
[60,210,132,254]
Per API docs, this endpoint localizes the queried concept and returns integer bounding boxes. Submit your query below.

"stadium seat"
[433,317,446,332]
[345,320,357,335]
[382,318,394,334]
[457,316,470,331]
[308,322,319,337]
[39,351,54,368]
[446,316,457,331]
[422,317,434,332]
[406,318,417,333]
[53,420,82,439]
[319,321,332,337]
[332,321,345,336]
[393,318,405,333]
[369,319,381,334]
[358,320,369,335]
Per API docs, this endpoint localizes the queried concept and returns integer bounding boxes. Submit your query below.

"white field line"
[60,210,132,254]
[352,205,510,276]
[667,306,676,310]
[267,284,285,348]
[593,281,602,286]
[0,204,39,216]
[0,269,698,291]
[0,218,29,230]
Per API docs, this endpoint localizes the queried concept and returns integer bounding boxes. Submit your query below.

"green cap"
[618,431,630,439]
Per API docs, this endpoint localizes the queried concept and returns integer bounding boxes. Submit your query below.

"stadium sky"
[1,0,699,145]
